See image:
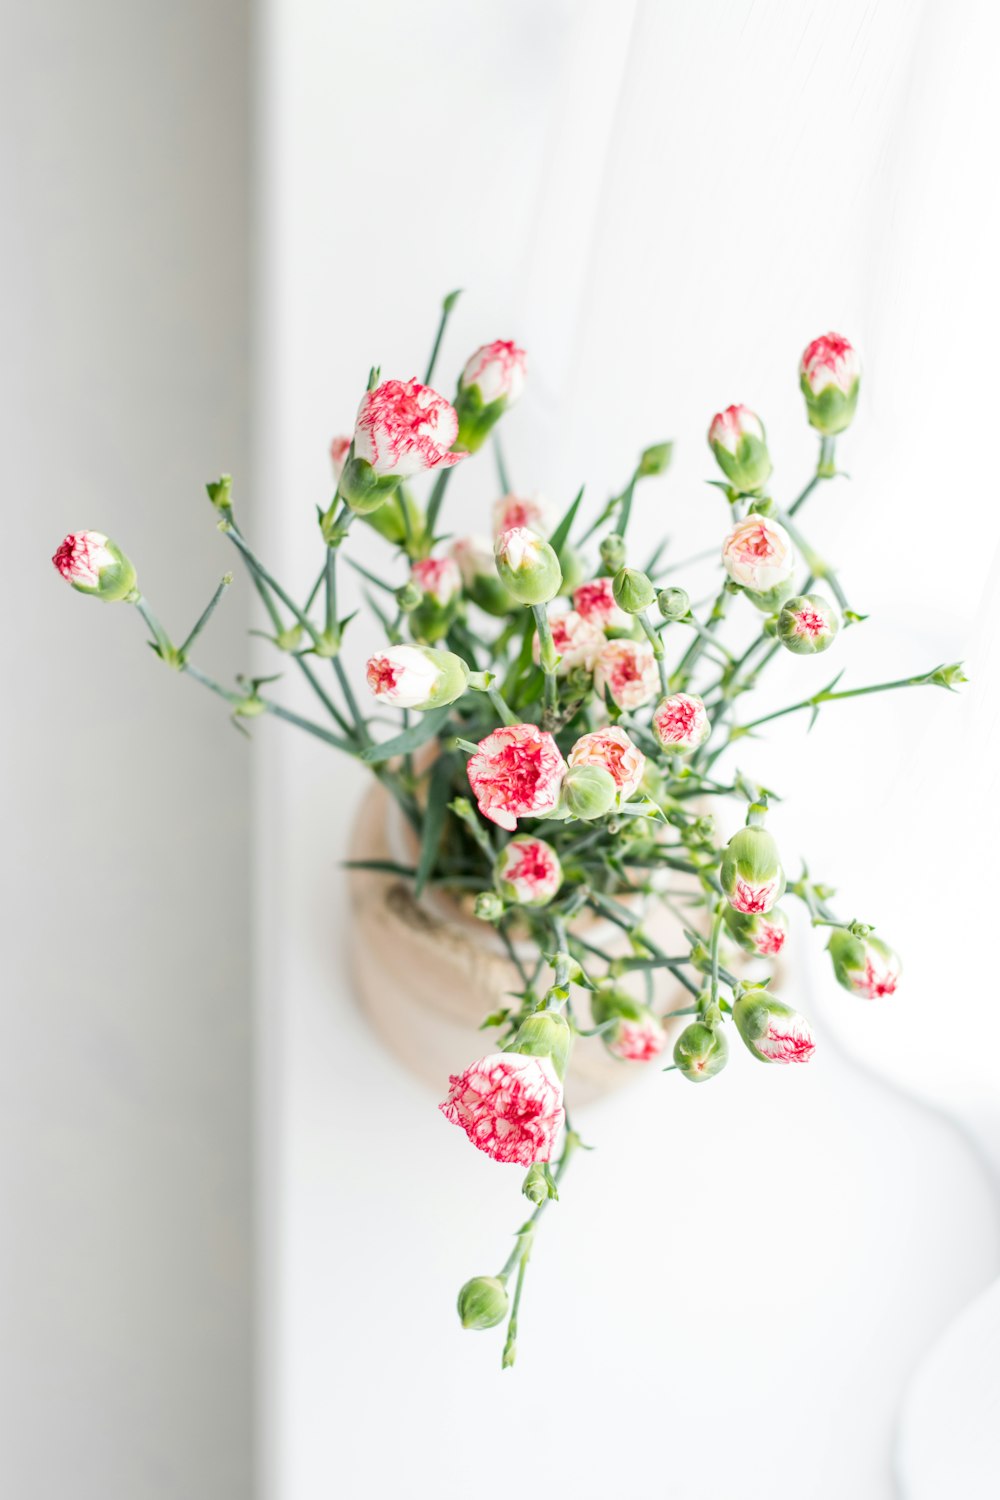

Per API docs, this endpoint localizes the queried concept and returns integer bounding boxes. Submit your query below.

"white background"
[259,2,1000,1498]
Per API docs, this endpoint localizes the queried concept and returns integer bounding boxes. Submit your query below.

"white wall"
[1,4,253,1496]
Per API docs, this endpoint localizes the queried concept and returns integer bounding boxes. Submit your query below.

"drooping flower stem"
[497,1126,581,1370]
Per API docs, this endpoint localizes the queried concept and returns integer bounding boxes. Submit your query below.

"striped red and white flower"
[492,493,552,539]
[411,554,462,608]
[51,531,137,602]
[568,726,646,802]
[725,905,789,957]
[353,378,465,478]
[440,1052,564,1165]
[573,575,631,632]
[494,837,563,907]
[609,1013,667,1062]
[652,693,710,754]
[467,724,568,832]
[594,638,659,711]
[721,514,796,593]
[828,930,901,1000]
[364,644,468,711]
[533,604,605,675]
[460,340,527,408]
[733,994,815,1065]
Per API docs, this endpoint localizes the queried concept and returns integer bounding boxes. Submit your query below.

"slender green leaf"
[549,485,585,556]
[415,753,457,896]
[360,705,452,763]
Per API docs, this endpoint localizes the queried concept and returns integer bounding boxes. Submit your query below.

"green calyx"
[333,456,402,518]
[612,566,656,616]
[562,764,617,821]
[454,383,508,454]
[513,1010,572,1080]
[800,374,860,436]
[495,534,562,607]
[776,594,840,656]
[711,432,773,494]
[673,1021,728,1082]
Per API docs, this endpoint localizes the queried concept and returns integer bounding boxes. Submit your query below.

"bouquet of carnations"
[52,295,962,1367]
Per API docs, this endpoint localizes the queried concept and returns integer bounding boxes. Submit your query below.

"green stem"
[709,903,724,1007]
[178,575,233,658]
[133,595,174,659]
[638,612,669,695]
[733,669,948,738]
[672,583,731,687]
[531,604,559,723]
[774,508,850,613]
[424,289,461,385]
[497,1127,581,1368]
[487,683,520,727]
[223,524,321,645]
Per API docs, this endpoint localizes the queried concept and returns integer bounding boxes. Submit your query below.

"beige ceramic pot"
[346,782,700,1104]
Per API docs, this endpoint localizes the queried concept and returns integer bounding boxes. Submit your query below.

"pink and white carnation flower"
[364,643,468,711]
[467,724,568,832]
[734,995,816,1065]
[708,404,765,454]
[568,727,645,803]
[573,576,631,632]
[533,604,605,675]
[52,531,137,602]
[609,1013,667,1063]
[440,1051,564,1165]
[494,837,563,907]
[411,554,462,607]
[460,340,527,408]
[800,332,861,397]
[652,693,710,754]
[594,639,659,711]
[492,493,552,538]
[721,514,796,593]
[353,378,466,478]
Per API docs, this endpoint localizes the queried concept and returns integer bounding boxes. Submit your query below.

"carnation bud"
[724,905,789,958]
[638,440,673,476]
[408,555,463,643]
[562,764,617,821]
[799,333,861,436]
[827,929,901,1000]
[777,593,840,655]
[455,340,527,452]
[493,837,563,908]
[395,580,423,612]
[52,532,138,602]
[721,814,785,915]
[657,587,690,621]
[612,566,656,615]
[673,1021,729,1082]
[457,1276,509,1330]
[494,528,562,606]
[522,1162,556,1205]
[591,988,667,1062]
[732,992,815,1064]
[361,490,426,549]
[721,515,796,595]
[513,1010,572,1080]
[474,891,505,923]
[365,644,469,710]
[708,405,773,493]
[599,533,627,572]
[205,474,233,512]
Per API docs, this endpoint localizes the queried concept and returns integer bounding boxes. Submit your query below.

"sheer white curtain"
[258,3,1000,1496]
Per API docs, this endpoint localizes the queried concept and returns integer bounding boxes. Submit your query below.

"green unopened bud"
[800,334,861,436]
[743,577,798,614]
[473,891,505,923]
[454,340,526,452]
[457,1276,509,1330]
[562,764,617,821]
[599,533,627,572]
[638,440,673,477]
[513,1010,572,1079]
[732,992,815,1064]
[494,528,562,606]
[52,532,138,602]
[657,586,690,621]
[522,1162,557,1205]
[673,1021,729,1081]
[723,904,789,958]
[612,566,656,615]
[827,928,901,1000]
[928,662,967,690]
[721,824,785,915]
[451,537,514,617]
[776,594,840,655]
[335,455,401,517]
[395,580,423,613]
[206,474,233,512]
[708,407,773,493]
